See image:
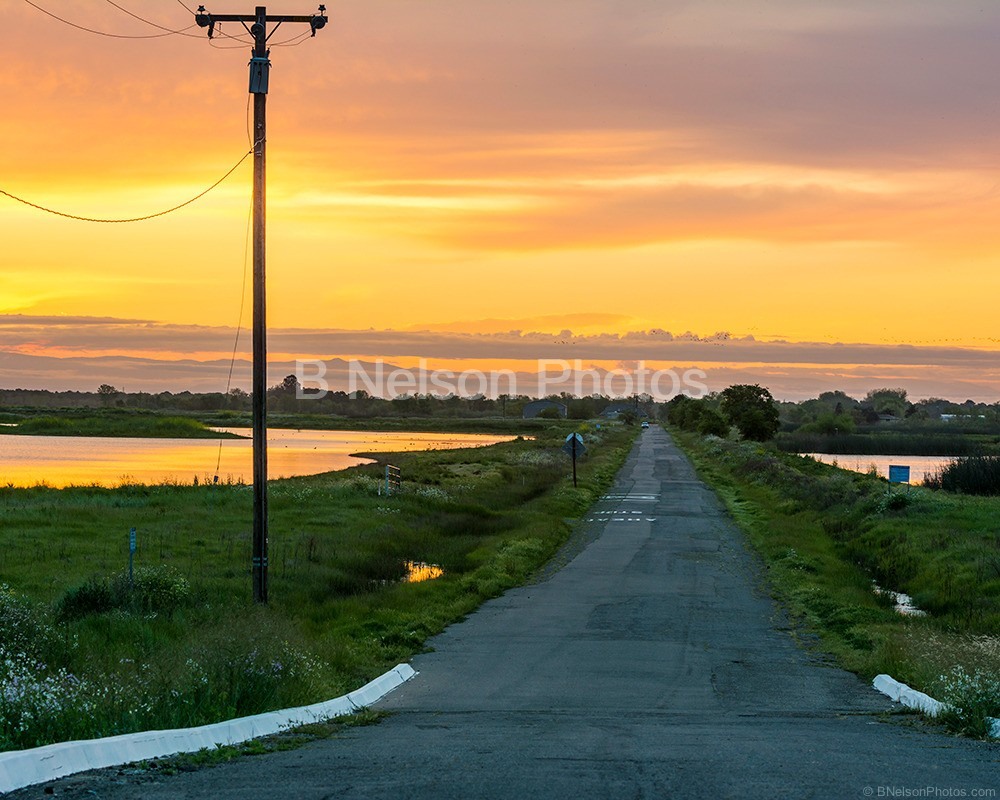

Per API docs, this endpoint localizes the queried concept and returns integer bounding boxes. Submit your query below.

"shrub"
[120,567,191,615]
[697,409,730,437]
[0,584,61,661]
[667,395,728,437]
[934,667,1000,738]
[56,577,116,621]
[56,566,191,621]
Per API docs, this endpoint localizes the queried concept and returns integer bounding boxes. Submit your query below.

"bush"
[934,667,1000,738]
[57,566,191,621]
[667,395,728,437]
[0,584,61,661]
[697,408,730,437]
[56,577,116,620]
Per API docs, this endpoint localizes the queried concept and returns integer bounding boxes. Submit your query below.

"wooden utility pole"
[196,5,327,604]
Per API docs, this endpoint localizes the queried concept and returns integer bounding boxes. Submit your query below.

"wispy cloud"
[2,315,999,400]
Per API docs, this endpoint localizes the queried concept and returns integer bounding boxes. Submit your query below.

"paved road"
[18,428,999,798]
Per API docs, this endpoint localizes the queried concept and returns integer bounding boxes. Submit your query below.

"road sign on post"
[888,464,910,496]
[562,433,586,488]
[888,465,910,484]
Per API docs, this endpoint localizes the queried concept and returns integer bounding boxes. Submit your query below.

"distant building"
[600,401,647,420]
[877,414,901,424]
[522,399,567,419]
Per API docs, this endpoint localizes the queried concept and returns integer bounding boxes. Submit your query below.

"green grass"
[0,413,240,439]
[776,430,999,456]
[671,428,1000,738]
[0,421,637,751]
[0,407,563,438]
[202,412,563,436]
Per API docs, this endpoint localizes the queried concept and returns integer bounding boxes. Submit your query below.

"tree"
[697,408,730,437]
[97,383,121,407]
[720,384,780,441]
[864,388,908,418]
[271,374,301,396]
[798,412,855,436]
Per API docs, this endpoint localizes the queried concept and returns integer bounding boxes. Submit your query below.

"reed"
[923,454,1000,495]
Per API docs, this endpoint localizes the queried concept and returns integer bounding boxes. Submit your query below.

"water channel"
[802,453,954,484]
[0,428,516,488]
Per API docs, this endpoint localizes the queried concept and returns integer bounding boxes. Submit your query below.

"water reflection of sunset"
[0,429,514,489]
[404,561,445,584]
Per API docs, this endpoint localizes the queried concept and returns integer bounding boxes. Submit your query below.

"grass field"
[672,428,1000,737]
[0,413,240,439]
[0,420,636,751]
[776,430,1000,456]
[202,411,561,435]
[0,407,560,438]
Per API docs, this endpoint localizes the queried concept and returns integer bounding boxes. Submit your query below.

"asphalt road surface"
[15,427,999,799]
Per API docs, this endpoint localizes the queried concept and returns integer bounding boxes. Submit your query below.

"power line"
[171,0,315,47]
[0,146,256,223]
[209,37,254,50]
[23,0,191,39]
[271,30,314,48]
[102,0,201,38]
[172,0,253,44]
[216,191,254,479]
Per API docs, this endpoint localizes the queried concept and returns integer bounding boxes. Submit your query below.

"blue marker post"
[128,527,137,587]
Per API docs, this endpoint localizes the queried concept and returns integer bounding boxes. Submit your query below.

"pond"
[802,453,955,484]
[0,428,517,488]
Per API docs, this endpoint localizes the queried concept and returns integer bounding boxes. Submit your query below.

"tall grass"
[1,414,238,439]
[777,431,989,456]
[0,421,636,750]
[923,455,1000,495]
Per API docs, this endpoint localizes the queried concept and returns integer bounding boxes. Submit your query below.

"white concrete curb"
[0,663,416,794]
[872,674,1000,738]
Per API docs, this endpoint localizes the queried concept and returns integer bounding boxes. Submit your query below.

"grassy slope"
[671,427,1000,737]
[0,421,637,750]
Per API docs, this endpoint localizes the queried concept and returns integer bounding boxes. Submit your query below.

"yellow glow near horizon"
[5,0,1000,399]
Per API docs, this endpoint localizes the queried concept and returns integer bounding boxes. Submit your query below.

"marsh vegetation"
[0,422,636,751]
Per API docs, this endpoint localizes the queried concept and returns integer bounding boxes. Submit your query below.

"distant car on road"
[641,421,650,428]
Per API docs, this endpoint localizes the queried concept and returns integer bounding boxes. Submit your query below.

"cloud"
[8,3,1000,351]
[2,315,1000,400]
[404,313,636,335]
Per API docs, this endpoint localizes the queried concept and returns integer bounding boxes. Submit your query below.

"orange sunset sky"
[3,1,1000,400]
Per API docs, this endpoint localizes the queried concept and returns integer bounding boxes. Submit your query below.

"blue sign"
[888,465,910,484]
[562,433,586,457]
[129,527,137,553]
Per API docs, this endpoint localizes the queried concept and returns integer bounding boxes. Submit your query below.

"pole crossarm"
[201,14,318,22]
[195,5,327,39]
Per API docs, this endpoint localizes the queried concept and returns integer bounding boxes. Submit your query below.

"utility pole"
[196,4,327,604]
